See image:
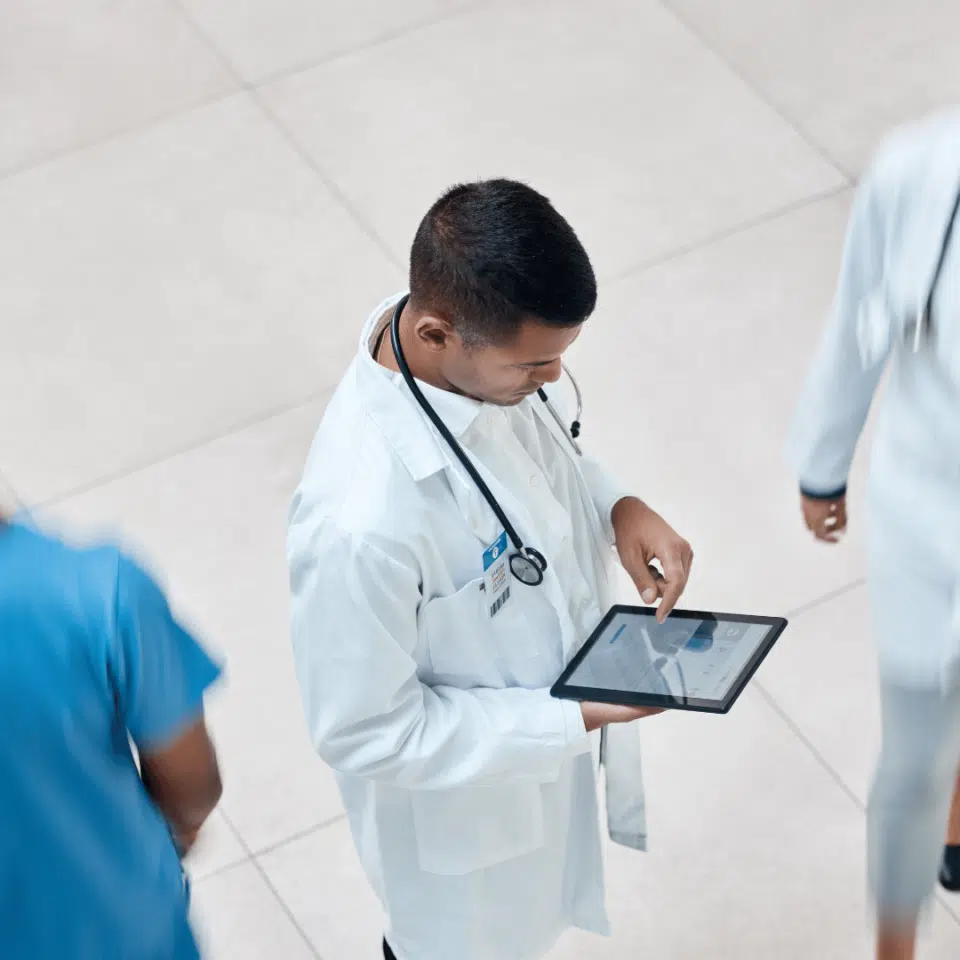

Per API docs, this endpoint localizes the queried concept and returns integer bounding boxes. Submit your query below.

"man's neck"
[375,302,460,395]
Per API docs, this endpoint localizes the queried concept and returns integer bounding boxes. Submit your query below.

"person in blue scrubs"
[0,516,223,960]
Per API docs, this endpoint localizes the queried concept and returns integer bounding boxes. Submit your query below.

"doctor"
[288,178,693,960]
[788,111,960,960]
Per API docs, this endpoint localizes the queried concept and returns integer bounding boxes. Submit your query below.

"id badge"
[482,531,511,619]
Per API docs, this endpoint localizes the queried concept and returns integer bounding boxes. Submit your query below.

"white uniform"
[787,110,960,916]
[288,295,647,960]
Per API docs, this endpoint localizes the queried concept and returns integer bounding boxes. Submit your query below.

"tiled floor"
[3,0,959,956]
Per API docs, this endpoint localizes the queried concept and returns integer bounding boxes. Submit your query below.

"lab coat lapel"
[889,139,960,330]
[531,399,616,602]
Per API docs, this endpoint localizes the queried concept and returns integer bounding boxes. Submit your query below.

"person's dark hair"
[409,179,597,345]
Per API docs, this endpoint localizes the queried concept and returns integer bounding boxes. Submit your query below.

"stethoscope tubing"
[389,295,582,587]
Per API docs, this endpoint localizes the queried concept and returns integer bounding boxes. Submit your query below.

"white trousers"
[867,455,960,920]
[868,680,960,919]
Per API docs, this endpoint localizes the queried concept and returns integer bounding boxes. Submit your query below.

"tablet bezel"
[550,605,788,714]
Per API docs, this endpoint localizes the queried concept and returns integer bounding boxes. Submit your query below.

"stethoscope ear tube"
[390,296,548,586]
[914,181,960,348]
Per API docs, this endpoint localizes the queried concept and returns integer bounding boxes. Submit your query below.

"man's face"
[441,318,583,406]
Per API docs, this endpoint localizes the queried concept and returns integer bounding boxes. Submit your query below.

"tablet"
[551,605,788,714]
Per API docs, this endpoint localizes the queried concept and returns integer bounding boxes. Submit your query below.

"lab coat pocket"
[411,781,545,875]
[420,578,541,683]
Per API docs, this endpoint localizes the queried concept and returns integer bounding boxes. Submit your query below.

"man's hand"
[801,494,847,543]
[581,701,665,732]
[611,497,693,622]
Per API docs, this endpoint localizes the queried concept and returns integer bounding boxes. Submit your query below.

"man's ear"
[413,313,457,353]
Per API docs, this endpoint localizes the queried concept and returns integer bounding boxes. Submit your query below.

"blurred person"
[788,110,960,960]
[0,514,223,960]
[288,179,693,959]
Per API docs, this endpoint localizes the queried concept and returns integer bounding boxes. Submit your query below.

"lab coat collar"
[356,293,486,482]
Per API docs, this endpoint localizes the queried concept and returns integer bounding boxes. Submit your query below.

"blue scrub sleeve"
[113,557,222,751]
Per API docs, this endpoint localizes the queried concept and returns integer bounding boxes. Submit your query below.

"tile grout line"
[655,0,857,185]
[605,181,851,287]
[26,181,848,512]
[248,92,404,270]
[30,389,328,512]
[0,467,25,511]
[784,577,867,620]
[754,679,960,927]
[242,0,494,90]
[192,812,348,887]
[760,571,960,927]
[0,87,242,189]
[214,808,325,959]
[251,812,349,860]
[0,0,492,192]
[169,0,404,272]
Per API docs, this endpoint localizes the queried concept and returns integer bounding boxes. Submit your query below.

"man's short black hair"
[408,179,597,345]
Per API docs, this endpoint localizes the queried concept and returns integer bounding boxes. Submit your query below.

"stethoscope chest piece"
[509,547,548,586]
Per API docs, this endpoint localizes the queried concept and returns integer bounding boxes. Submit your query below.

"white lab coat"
[787,109,960,690]
[288,296,647,960]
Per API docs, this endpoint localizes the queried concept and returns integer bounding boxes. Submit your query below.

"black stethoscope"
[390,295,582,587]
[906,183,960,350]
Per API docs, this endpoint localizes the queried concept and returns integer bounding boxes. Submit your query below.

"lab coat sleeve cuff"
[561,697,590,753]
[799,482,848,501]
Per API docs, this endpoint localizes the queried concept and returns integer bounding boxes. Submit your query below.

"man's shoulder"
[292,376,436,547]
[0,522,129,660]
[868,108,960,193]
[5,521,123,591]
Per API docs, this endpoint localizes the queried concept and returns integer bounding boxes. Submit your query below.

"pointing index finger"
[655,549,689,622]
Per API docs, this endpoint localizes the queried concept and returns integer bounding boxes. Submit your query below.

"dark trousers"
[383,940,397,959]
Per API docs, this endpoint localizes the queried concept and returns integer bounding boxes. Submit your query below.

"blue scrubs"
[0,521,222,960]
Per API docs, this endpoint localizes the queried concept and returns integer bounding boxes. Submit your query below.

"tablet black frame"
[550,605,788,715]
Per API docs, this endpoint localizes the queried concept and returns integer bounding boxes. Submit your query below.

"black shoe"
[940,845,960,892]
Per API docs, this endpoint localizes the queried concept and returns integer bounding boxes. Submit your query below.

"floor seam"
[249,90,404,270]
[251,812,349,860]
[0,87,242,189]
[29,390,327,511]
[170,0,404,272]
[217,808,324,959]
[784,578,867,620]
[605,182,851,287]
[655,0,856,184]
[754,680,960,927]
[0,0,492,191]
[246,1,493,90]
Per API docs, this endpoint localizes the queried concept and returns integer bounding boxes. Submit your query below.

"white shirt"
[787,109,960,688]
[288,295,642,960]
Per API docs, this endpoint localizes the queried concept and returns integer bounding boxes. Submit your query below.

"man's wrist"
[610,496,646,535]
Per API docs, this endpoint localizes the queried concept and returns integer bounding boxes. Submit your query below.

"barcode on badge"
[489,585,511,618]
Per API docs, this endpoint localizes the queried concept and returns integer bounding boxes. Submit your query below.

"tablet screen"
[565,609,777,706]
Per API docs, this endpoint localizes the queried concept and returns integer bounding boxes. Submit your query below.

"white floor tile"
[0,94,401,504]
[190,861,317,960]
[566,189,867,618]
[261,0,843,283]
[664,0,960,175]
[259,821,386,960]
[759,586,879,804]
[0,0,235,177]
[547,691,960,959]
[42,401,345,855]
[182,0,477,85]
[259,689,960,958]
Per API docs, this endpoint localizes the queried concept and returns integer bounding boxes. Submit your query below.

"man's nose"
[535,359,563,385]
